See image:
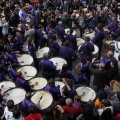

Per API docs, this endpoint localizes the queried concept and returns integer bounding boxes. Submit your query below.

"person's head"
[43,52,49,59]
[7,100,14,111]
[111,16,116,21]
[97,23,103,31]
[86,37,90,43]
[16,32,22,38]
[28,24,33,29]
[62,88,69,97]
[13,108,21,119]
[28,105,37,114]
[25,92,31,100]
[107,51,114,57]
[70,28,73,34]
[86,56,91,62]
[102,99,111,107]
[99,63,105,69]
[61,64,69,73]
[38,24,42,29]
[64,40,70,46]
[66,98,73,106]
[58,21,62,26]
[110,58,118,68]
[48,78,55,87]
[74,95,80,102]
[98,90,107,102]
[16,71,22,78]
[7,48,13,54]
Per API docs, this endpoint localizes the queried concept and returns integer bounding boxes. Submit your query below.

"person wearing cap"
[21,92,40,117]
[45,78,61,101]
[66,28,77,51]
[55,21,65,43]
[40,52,56,80]
[92,23,105,59]
[89,58,106,95]
[78,37,94,64]
[111,22,120,40]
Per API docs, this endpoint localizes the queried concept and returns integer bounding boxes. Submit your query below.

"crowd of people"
[0,0,120,120]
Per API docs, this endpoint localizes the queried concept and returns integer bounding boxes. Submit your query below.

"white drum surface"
[49,57,67,70]
[17,54,33,66]
[84,31,95,39]
[0,81,16,94]
[65,28,76,35]
[4,88,26,105]
[31,91,53,110]
[76,38,85,46]
[22,44,29,52]
[17,66,37,80]
[76,86,96,102]
[30,77,47,90]
[36,47,49,59]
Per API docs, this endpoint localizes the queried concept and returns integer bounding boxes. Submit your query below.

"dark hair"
[28,105,37,114]
[97,23,103,30]
[111,59,118,68]
[86,37,90,42]
[102,99,111,107]
[43,107,55,120]
[48,78,55,87]
[61,64,69,74]
[70,28,73,34]
[13,108,21,119]
[7,100,14,109]
[25,92,31,100]
[118,55,120,61]
[62,88,69,97]
[98,90,107,102]
[102,108,112,120]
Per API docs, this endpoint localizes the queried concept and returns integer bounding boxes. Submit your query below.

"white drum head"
[31,91,53,110]
[93,44,99,54]
[17,54,33,66]
[76,86,96,102]
[49,57,67,70]
[36,47,49,59]
[55,81,65,95]
[0,81,16,94]
[65,28,76,35]
[76,38,85,46]
[84,31,95,39]
[105,40,114,44]
[17,66,37,80]
[30,77,47,90]
[5,88,26,105]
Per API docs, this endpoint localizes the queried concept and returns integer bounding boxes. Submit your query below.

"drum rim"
[17,65,37,80]
[31,90,53,110]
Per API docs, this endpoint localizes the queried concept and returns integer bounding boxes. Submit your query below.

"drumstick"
[19,61,24,63]
[38,96,43,102]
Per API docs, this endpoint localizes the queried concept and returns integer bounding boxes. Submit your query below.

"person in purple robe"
[45,78,61,101]
[66,28,77,51]
[16,72,31,92]
[40,53,56,80]
[59,40,74,69]
[19,5,27,21]
[28,4,36,14]
[47,28,53,46]
[21,92,40,117]
[50,35,60,57]
[78,37,94,64]
[55,21,65,44]
[35,25,44,48]
[111,22,120,40]
[92,23,105,59]
[108,17,118,33]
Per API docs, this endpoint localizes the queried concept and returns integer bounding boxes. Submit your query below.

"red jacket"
[62,106,82,116]
[24,113,42,120]
[115,113,120,120]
